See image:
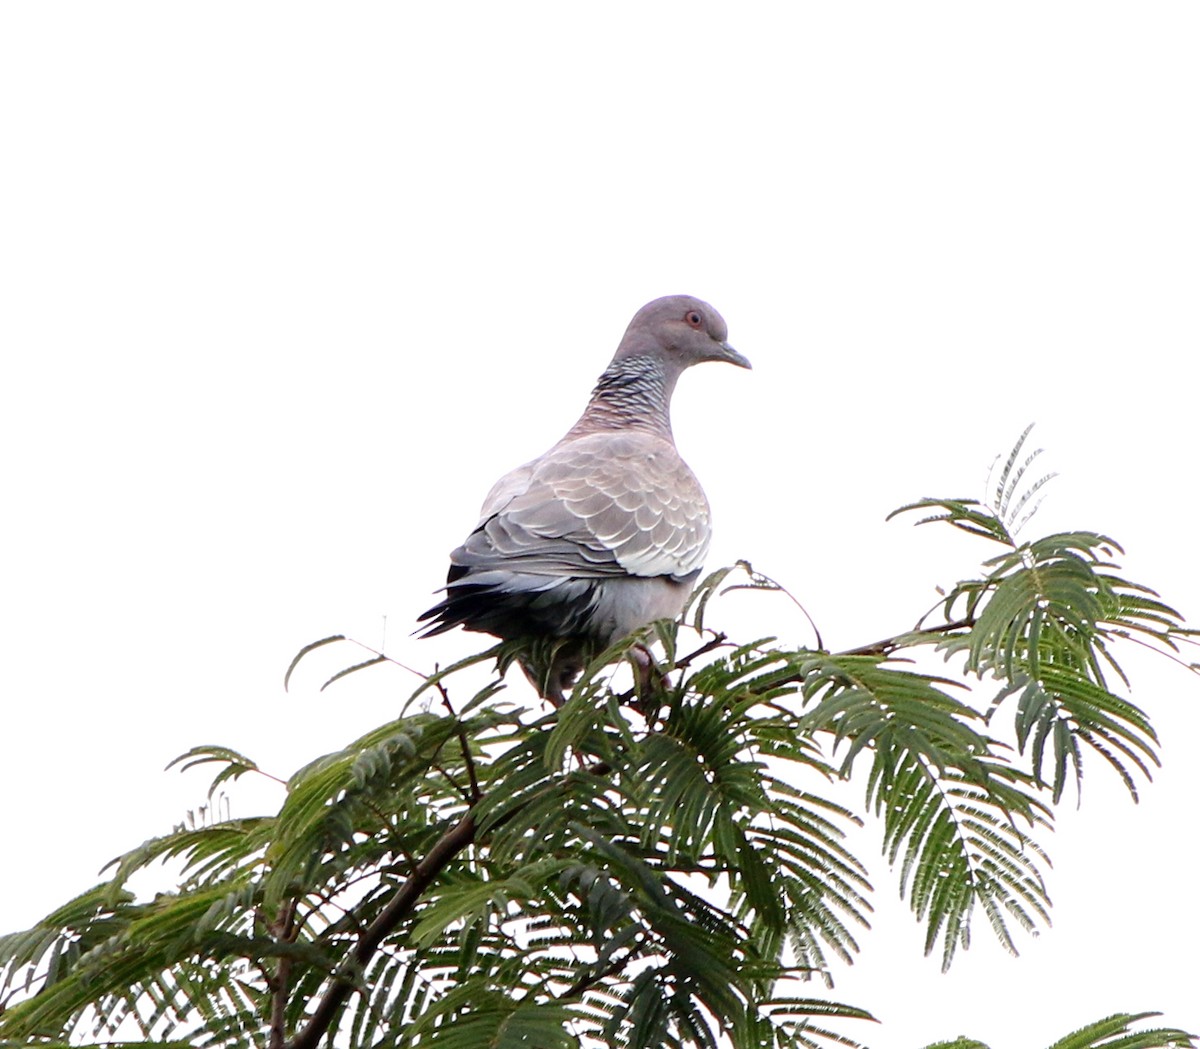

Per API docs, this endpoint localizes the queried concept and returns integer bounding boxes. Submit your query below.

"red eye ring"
[685,310,703,329]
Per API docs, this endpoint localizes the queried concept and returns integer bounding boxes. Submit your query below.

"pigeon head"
[615,295,751,372]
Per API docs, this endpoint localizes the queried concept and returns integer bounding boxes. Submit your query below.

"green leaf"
[1045,1012,1197,1049]
[283,633,346,690]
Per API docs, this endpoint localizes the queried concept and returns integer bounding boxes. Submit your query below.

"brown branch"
[282,634,730,1049]
[560,949,639,1002]
[286,755,614,1049]
[673,632,728,670]
[435,678,482,802]
[267,900,298,1049]
[460,730,481,801]
[838,618,975,658]
[284,813,477,1049]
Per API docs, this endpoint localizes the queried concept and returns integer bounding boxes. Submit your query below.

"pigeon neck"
[571,354,677,437]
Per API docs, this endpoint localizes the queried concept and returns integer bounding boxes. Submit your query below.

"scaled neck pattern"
[567,354,677,439]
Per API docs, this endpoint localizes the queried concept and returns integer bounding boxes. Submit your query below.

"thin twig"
[1105,628,1200,674]
[292,877,378,942]
[435,678,481,802]
[674,632,728,671]
[560,950,639,1001]
[342,637,431,682]
[431,761,474,806]
[730,560,824,650]
[839,619,975,658]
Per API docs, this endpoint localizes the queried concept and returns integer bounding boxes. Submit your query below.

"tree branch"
[285,813,477,1049]
[268,900,297,1049]
[283,617,969,1049]
[838,618,974,658]
[674,632,728,670]
[559,949,639,1002]
[435,678,481,802]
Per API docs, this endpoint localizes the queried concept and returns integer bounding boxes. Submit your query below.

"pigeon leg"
[629,643,669,712]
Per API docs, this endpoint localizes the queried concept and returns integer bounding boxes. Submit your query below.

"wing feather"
[450,431,710,582]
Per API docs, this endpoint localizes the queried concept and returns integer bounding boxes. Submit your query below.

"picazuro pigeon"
[418,294,750,703]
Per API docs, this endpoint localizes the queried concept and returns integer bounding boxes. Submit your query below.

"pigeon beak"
[717,341,752,369]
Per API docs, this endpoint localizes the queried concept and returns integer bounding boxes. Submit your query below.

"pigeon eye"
[685,311,704,329]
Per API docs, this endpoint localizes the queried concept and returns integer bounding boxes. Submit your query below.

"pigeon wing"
[454,430,711,582]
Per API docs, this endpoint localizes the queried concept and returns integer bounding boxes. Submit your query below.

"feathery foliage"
[1,432,1195,1049]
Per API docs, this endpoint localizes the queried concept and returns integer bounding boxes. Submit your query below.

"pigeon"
[418,294,750,703]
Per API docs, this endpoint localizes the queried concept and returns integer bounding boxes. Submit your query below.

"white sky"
[2,5,1198,1048]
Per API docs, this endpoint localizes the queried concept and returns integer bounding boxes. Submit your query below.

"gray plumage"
[418,294,750,702]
